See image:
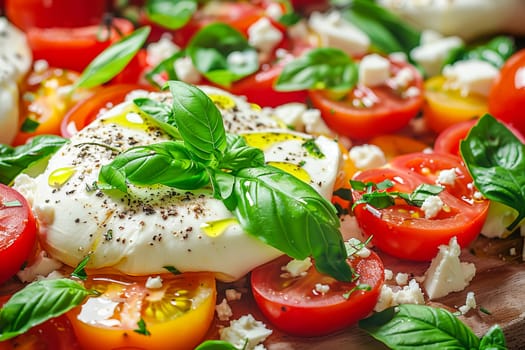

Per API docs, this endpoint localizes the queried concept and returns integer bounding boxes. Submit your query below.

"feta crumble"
[220,314,272,350]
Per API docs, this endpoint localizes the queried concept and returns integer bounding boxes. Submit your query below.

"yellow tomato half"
[422,75,488,133]
[67,272,217,350]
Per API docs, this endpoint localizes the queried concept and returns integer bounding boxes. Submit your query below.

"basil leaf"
[186,23,259,86]
[479,325,507,350]
[99,141,209,193]
[276,47,358,92]
[359,304,480,349]
[444,36,515,68]
[460,114,525,230]
[0,135,68,185]
[219,134,265,170]
[0,279,95,341]
[399,184,444,207]
[74,26,151,89]
[145,49,186,88]
[214,166,353,282]
[195,340,238,350]
[133,97,182,140]
[71,255,91,280]
[166,81,227,165]
[145,0,197,30]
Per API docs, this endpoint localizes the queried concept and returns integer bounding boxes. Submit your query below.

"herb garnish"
[71,255,91,280]
[134,318,151,336]
[163,265,181,275]
[145,0,197,30]
[99,81,353,282]
[1,200,22,208]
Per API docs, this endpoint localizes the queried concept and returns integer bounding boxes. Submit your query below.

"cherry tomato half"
[352,152,489,261]
[67,272,217,350]
[0,184,37,284]
[488,49,525,137]
[309,58,424,140]
[251,253,384,337]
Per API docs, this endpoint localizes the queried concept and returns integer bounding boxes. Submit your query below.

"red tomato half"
[61,84,156,138]
[251,253,384,337]
[27,17,135,73]
[352,152,489,261]
[309,58,424,140]
[488,49,525,137]
[0,185,37,284]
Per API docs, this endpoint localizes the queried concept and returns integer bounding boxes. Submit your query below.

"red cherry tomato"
[251,253,384,337]
[309,58,424,140]
[27,17,135,73]
[0,185,37,284]
[5,0,107,30]
[61,83,157,138]
[488,49,525,137]
[352,152,489,261]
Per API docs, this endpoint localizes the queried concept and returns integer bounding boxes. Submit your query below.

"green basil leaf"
[214,165,353,282]
[444,36,515,68]
[219,134,265,170]
[74,26,151,89]
[0,135,68,185]
[99,141,209,193]
[134,318,151,336]
[145,0,197,30]
[166,81,227,165]
[0,279,95,341]
[479,325,507,350]
[145,49,186,88]
[276,47,357,92]
[359,304,480,349]
[133,97,182,140]
[186,23,259,86]
[20,118,40,133]
[400,184,444,207]
[71,254,91,280]
[460,114,525,230]
[195,340,238,350]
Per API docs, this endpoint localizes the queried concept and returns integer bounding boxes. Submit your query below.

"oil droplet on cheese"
[250,103,261,111]
[102,111,148,131]
[242,132,306,151]
[268,161,311,183]
[48,166,76,188]
[209,94,236,110]
[201,217,238,237]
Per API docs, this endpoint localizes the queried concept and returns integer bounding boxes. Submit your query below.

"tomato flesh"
[251,253,384,337]
[0,185,37,284]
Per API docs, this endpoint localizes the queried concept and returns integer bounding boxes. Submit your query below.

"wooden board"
[209,235,525,350]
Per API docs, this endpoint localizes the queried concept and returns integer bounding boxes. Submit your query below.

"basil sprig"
[0,135,69,185]
[99,81,353,282]
[350,179,444,210]
[359,304,507,349]
[275,47,358,93]
[145,0,197,30]
[186,23,259,87]
[74,26,151,89]
[0,279,97,341]
[460,114,525,231]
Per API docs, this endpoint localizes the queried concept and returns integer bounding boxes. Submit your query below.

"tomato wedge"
[352,152,489,261]
[67,272,216,350]
[0,185,37,284]
[251,253,384,337]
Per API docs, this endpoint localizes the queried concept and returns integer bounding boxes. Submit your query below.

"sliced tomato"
[352,152,489,261]
[423,75,488,133]
[67,272,216,350]
[309,58,424,140]
[488,49,525,137]
[251,253,384,337]
[27,17,135,73]
[0,185,37,284]
[13,67,94,146]
[60,83,156,138]
[5,0,107,30]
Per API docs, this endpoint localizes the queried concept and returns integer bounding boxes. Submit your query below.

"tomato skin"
[309,59,424,140]
[27,18,135,73]
[67,273,217,350]
[488,49,525,137]
[251,253,384,337]
[0,185,37,284]
[352,153,489,261]
[61,84,157,138]
[5,0,107,30]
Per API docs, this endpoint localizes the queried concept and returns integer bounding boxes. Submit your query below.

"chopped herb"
[85,181,99,192]
[134,318,151,336]
[343,284,371,299]
[104,229,113,241]
[480,306,492,315]
[20,118,40,133]
[2,200,22,208]
[71,255,90,280]
[302,138,325,159]
[163,265,181,275]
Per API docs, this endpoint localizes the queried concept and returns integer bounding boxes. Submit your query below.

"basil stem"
[145,0,197,30]
[74,26,151,89]
[0,279,96,341]
[0,135,69,185]
[460,114,525,231]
